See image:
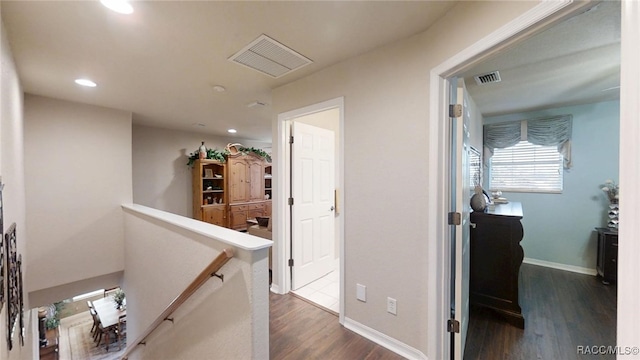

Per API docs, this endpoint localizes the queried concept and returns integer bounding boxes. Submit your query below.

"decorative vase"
[607,200,619,230]
[470,186,487,212]
[199,141,207,160]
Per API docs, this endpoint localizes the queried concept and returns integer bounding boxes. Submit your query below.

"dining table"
[92,296,126,350]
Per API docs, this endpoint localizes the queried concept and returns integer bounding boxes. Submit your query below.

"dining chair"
[89,306,99,335]
[91,310,104,343]
[94,320,117,350]
[86,301,96,333]
[104,286,119,298]
[116,314,127,350]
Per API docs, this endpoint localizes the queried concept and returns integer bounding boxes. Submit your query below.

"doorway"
[450,1,621,357]
[425,1,640,359]
[275,97,345,317]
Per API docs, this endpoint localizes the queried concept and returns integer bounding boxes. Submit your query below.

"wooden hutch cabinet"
[193,153,271,231]
[228,154,265,203]
[227,153,271,230]
[192,159,227,227]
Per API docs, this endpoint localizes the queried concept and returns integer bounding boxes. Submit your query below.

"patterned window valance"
[484,114,573,168]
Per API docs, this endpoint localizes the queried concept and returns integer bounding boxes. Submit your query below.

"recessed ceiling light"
[212,85,226,92]
[227,129,237,134]
[75,79,97,87]
[100,0,134,15]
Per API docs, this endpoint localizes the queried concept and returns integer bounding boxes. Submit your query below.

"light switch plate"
[357,283,366,302]
[387,297,397,315]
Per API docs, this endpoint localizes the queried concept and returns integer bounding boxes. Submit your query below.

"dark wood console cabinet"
[596,227,618,285]
[39,327,59,360]
[470,202,525,328]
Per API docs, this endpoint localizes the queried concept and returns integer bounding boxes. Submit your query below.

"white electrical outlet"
[357,284,366,302]
[387,297,397,315]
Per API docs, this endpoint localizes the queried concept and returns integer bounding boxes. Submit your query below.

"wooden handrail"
[120,248,234,360]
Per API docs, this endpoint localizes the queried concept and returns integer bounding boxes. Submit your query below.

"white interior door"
[291,121,336,290]
[452,80,471,359]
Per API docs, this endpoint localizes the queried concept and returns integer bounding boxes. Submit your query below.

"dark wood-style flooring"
[464,263,617,360]
[270,292,404,360]
[269,264,616,360]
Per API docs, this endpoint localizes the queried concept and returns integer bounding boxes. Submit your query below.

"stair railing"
[120,248,234,360]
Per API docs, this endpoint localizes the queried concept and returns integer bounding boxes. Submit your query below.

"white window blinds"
[490,141,563,192]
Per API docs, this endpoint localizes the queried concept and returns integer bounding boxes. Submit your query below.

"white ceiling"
[1,1,621,142]
[461,0,620,117]
[1,0,457,141]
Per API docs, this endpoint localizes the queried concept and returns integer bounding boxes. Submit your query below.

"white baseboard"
[270,283,283,294]
[343,317,428,360]
[523,257,597,276]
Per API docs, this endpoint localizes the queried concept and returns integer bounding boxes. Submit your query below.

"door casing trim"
[426,1,590,359]
[274,97,345,324]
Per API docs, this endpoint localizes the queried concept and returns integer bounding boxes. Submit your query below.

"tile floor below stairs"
[291,268,339,313]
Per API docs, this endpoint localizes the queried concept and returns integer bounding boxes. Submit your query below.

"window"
[469,146,482,189]
[490,140,563,193]
[72,289,104,302]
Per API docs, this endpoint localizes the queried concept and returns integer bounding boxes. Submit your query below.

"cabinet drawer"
[231,205,248,211]
[249,203,265,211]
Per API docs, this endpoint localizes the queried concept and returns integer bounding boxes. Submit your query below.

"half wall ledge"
[121,204,273,251]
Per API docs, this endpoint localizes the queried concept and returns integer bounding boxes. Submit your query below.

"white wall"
[484,100,619,272]
[272,1,540,356]
[122,205,270,360]
[1,15,34,360]
[24,95,132,304]
[132,124,271,217]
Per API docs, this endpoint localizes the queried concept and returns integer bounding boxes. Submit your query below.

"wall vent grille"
[229,34,313,78]
[474,71,502,85]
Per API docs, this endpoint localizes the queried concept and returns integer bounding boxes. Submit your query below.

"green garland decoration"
[187,146,271,167]
[187,148,227,167]
[237,146,272,163]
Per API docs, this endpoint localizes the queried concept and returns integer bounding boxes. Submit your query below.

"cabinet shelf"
[193,159,227,227]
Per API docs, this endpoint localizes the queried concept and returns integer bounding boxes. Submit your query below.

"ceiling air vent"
[474,71,502,85]
[229,34,313,78]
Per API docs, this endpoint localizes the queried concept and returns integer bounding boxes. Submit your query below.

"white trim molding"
[617,0,640,352]
[427,1,591,359]
[269,284,282,294]
[344,317,428,360]
[275,97,346,323]
[523,257,597,276]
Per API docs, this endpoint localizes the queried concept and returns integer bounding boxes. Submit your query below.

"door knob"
[330,206,335,211]
[470,222,477,229]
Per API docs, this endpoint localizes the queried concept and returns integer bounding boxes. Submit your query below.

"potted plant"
[113,289,126,310]
[44,302,63,330]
